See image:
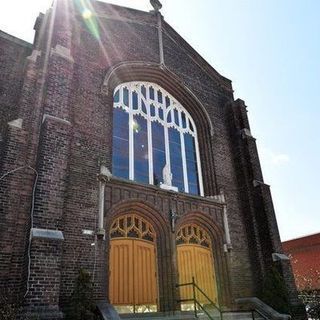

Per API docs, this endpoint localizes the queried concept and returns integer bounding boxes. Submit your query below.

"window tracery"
[110,214,156,243]
[112,81,204,196]
[176,224,211,248]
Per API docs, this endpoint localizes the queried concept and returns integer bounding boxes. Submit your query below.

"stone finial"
[150,0,162,12]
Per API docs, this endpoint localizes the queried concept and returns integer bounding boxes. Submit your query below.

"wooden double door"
[108,217,217,312]
[109,238,157,310]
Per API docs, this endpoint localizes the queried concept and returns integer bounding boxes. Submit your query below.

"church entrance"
[109,214,158,313]
[176,224,218,309]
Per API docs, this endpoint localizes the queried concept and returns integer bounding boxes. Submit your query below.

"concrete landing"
[119,311,265,320]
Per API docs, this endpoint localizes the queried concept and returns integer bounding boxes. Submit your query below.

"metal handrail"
[248,309,269,320]
[176,278,269,320]
[176,277,222,319]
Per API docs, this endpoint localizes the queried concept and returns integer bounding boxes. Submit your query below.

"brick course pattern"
[0,1,304,319]
[283,233,320,291]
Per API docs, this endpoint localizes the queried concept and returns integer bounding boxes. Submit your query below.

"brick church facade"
[0,0,305,319]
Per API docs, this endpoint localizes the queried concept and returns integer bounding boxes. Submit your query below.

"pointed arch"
[176,211,232,307]
[105,199,175,312]
[102,61,218,196]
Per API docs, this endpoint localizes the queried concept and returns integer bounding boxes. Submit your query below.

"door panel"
[109,239,157,307]
[177,244,217,304]
[194,246,217,303]
[134,240,157,305]
[109,239,134,305]
[177,245,194,301]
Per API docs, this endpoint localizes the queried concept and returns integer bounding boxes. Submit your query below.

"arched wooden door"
[176,224,218,308]
[109,214,158,313]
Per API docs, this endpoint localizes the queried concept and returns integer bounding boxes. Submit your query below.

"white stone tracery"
[113,81,204,196]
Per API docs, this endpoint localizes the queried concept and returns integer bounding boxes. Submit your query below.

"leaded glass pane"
[141,85,146,98]
[123,87,129,107]
[165,96,170,108]
[114,90,120,103]
[132,91,138,110]
[167,110,172,123]
[150,104,156,117]
[189,119,194,132]
[174,109,179,126]
[134,115,149,184]
[181,112,187,128]
[152,122,165,186]
[158,108,164,120]
[149,86,155,100]
[141,101,147,114]
[169,127,184,192]
[112,108,129,179]
[184,133,199,194]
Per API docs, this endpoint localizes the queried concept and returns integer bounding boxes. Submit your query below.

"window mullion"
[164,106,171,185]
[119,86,124,109]
[179,112,189,193]
[129,87,134,180]
[146,86,154,185]
[194,130,204,196]
[137,83,142,112]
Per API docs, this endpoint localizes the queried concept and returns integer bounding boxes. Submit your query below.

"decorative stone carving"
[150,0,162,12]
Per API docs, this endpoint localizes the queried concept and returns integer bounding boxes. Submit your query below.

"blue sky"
[1,0,319,241]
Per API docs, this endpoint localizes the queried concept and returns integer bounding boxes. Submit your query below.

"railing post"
[252,310,255,320]
[192,277,197,318]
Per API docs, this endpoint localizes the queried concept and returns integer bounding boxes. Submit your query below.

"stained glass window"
[112,82,203,196]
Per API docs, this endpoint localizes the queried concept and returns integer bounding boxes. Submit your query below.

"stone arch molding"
[102,61,214,136]
[105,198,170,237]
[102,61,218,195]
[105,199,175,311]
[176,210,225,248]
[175,211,229,306]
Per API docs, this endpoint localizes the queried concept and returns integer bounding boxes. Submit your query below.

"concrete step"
[120,311,265,320]
[120,311,196,320]
[221,312,264,320]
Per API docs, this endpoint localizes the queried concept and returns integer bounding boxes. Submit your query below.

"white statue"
[162,163,172,186]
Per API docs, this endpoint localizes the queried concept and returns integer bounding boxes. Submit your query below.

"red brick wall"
[283,233,320,290]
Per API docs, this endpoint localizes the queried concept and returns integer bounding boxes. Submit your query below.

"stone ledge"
[240,128,255,140]
[253,179,270,188]
[272,252,290,262]
[19,307,64,320]
[50,44,74,63]
[8,118,23,129]
[42,114,72,126]
[31,228,64,241]
[27,49,41,62]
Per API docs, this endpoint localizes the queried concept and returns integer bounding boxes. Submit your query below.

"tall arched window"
[112,81,204,196]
